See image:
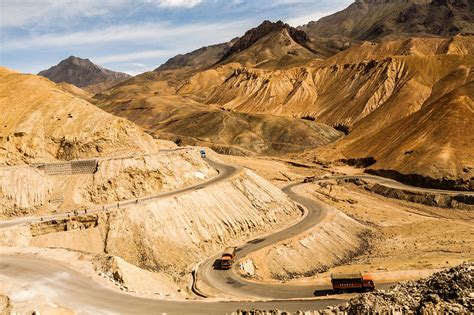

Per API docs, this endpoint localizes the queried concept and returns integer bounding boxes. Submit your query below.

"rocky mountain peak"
[38,56,131,88]
[61,56,96,67]
[218,20,311,62]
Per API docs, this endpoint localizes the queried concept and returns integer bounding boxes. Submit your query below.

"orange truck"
[220,247,236,270]
[331,273,375,293]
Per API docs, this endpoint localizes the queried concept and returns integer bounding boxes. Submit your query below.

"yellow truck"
[220,247,236,270]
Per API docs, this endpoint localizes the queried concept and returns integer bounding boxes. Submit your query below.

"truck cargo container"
[220,247,236,270]
[331,273,375,293]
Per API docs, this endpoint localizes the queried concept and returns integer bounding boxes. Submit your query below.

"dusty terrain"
[301,0,474,41]
[1,0,473,313]
[0,69,306,304]
[0,67,161,165]
[93,29,474,189]
[216,155,473,285]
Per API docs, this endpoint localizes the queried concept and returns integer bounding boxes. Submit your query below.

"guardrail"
[35,159,98,175]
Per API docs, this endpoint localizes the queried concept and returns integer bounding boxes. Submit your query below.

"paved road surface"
[0,156,469,313]
[196,182,393,299]
[0,157,239,230]
[0,255,344,314]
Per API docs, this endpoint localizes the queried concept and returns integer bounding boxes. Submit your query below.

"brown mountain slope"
[57,82,94,101]
[301,0,474,41]
[96,85,342,156]
[178,46,472,128]
[172,38,473,189]
[0,67,158,165]
[156,39,238,72]
[216,20,328,68]
[38,56,131,91]
[325,35,474,64]
[332,67,474,190]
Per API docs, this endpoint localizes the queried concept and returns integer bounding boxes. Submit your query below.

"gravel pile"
[342,262,473,314]
[231,263,473,315]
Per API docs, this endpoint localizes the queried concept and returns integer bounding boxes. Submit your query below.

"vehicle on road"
[331,273,375,293]
[220,247,236,269]
[200,149,206,158]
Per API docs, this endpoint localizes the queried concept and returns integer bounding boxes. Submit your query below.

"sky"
[0,0,352,75]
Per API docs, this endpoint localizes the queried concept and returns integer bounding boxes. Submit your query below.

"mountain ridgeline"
[300,0,474,41]
[90,1,474,190]
[38,56,131,92]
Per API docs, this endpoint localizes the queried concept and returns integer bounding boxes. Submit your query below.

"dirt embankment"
[240,184,371,281]
[369,183,474,209]
[2,169,301,292]
[0,149,216,219]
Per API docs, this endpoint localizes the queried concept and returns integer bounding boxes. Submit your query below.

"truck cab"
[220,247,236,270]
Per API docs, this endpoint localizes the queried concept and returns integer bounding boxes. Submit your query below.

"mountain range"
[35,0,474,190]
[301,0,473,41]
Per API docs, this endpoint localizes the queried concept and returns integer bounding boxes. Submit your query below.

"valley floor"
[0,153,472,314]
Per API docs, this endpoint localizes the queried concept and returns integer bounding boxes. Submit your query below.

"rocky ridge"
[230,262,473,314]
[300,0,474,41]
[340,262,473,314]
[219,20,314,63]
[38,56,130,90]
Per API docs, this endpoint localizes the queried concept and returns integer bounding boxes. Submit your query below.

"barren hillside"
[90,2,473,189]
[0,67,160,165]
[301,0,474,41]
[0,67,307,297]
[174,41,473,189]
[38,56,131,92]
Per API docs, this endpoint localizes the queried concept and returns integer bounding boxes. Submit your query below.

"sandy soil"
[283,180,473,284]
[220,155,474,285]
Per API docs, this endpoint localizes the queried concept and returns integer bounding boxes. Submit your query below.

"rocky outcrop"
[370,183,474,209]
[229,263,474,314]
[38,56,130,89]
[219,20,313,63]
[341,262,474,314]
[300,0,473,41]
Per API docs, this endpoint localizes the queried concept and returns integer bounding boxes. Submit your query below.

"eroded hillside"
[0,67,158,165]
[0,68,308,298]
[300,0,474,41]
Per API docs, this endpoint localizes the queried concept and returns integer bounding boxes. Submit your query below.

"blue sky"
[0,0,352,75]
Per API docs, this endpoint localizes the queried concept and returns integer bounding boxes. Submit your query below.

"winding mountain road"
[0,157,240,230]
[0,155,471,313]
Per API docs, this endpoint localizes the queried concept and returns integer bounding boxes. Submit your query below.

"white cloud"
[0,0,126,28]
[286,10,333,27]
[93,50,174,64]
[2,20,247,51]
[153,0,203,8]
